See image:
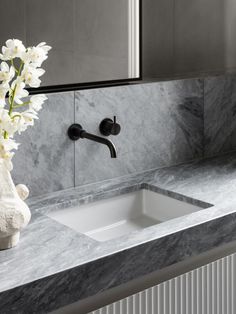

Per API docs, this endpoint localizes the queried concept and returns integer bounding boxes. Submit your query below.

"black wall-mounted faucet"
[68,124,117,158]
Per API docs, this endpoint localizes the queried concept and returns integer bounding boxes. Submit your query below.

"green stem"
[10,59,19,74]
[11,114,21,120]
[3,60,25,139]
[8,60,24,115]
[13,101,30,109]
[9,85,17,116]
[18,62,23,74]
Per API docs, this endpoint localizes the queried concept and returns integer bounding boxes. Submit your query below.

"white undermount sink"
[48,189,205,242]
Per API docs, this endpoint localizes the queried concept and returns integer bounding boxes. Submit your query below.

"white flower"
[29,94,47,111]
[37,42,51,53]
[11,80,29,104]
[10,113,27,134]
[0,138,18,152]
[0,82,9,107]
[0,138,19,170]
[21,109,38,125]
[22,42,51,67]
[0,109,22,137]
[21,65,45,88]
[10,109,38,135]
[18,110,38,132]
[0,39,51,169]
[17,110,38,133]
[0,39,26,60]
[0,62,15,82]
[0,109,11,133]
[0,83,9,107]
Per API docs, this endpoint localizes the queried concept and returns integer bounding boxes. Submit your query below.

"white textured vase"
[0,160,31,250]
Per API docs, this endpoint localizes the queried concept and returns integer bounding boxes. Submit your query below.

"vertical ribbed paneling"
[232,254,236,313]
[89,252,236,314]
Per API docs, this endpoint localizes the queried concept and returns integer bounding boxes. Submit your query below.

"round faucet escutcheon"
[99,116,121,136]
[67,124,84,141]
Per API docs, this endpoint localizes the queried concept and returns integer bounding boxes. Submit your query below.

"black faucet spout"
[80,131,117,158]
[68,124,117,158]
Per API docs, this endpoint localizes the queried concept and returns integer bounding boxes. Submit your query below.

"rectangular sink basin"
[48,189,205,242]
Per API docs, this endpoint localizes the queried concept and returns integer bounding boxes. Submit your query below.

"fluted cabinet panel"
[89,253,236,314]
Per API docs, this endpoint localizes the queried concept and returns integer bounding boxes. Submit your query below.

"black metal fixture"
[99,116,121,136]
[68,124,117,158]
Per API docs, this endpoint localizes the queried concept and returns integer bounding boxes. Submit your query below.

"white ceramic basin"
[48,189,204,242]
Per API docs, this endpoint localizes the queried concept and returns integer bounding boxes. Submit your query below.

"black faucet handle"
[99,116,121,136]
[111,116,121,135]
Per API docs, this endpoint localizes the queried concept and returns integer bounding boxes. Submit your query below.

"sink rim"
[41,182,213,216]
[46,184,213,242]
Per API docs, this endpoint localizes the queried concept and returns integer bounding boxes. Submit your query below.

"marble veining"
[8,77,206,199]
[1,152,236,313]
[2,74,236,313]
[10,74,236,199]
[12,92,75,197]
[204,74,236,157]
[75,79,204,186]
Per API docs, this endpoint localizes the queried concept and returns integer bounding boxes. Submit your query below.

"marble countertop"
[2,152,236,313]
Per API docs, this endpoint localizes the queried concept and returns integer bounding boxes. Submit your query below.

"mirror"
[0,0,141,90]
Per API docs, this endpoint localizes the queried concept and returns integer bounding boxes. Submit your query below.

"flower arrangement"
[0,39,51,171]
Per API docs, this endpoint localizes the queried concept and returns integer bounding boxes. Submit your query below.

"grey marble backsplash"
[204,75,236,156]
[75,79,204,186]
[12,92,75,196]
[11,75,236,197]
